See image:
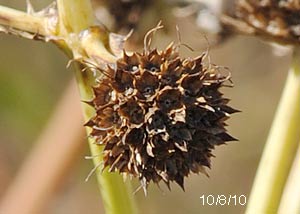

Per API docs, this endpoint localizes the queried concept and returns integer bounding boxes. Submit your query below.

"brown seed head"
[229,0,300,44]
[86,42,238,192]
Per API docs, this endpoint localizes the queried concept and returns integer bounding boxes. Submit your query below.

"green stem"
[278,146,300,214]
[56,1,137,214]
[56,0,94,35]
[246,48,300,213]
[73,64,137,214]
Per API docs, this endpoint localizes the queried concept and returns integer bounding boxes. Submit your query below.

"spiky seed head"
[86,43,238,191]
[234,0,300,44]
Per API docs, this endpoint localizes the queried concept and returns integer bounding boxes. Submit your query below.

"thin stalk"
[278,145,300,214]
[56,1,137,214]
[246,48,300,213]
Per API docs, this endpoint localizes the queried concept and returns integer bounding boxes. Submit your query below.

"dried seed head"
[229,0,300,44]
[86,42,238,191]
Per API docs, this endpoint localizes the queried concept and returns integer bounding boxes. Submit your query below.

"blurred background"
[0,0,292,213]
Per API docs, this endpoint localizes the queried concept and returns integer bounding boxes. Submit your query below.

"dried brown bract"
[86,31,238,192]
[222,0,300,44]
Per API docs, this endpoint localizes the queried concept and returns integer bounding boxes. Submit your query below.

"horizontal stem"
[0,5,47,35]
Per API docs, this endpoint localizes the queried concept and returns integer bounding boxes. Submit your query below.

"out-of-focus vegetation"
[0,0,291,213]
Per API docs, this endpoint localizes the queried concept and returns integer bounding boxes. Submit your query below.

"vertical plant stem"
[246,48,300,213]
[56,0,94,34]
[73,63,137,214]
[278,146,300,214]
[56,1,137,214]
